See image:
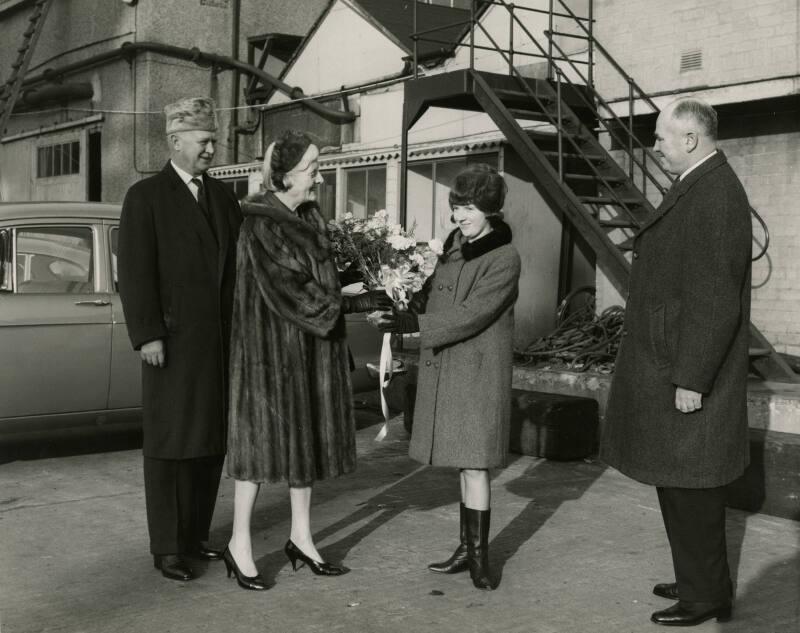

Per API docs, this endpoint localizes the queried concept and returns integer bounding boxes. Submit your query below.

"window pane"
[366,168,386,216]
[345,169,367,219]
[110,227,119,292]
[434,159,466,240]
[53,144,63,177]
[70,141,80,174]
[407,162,434,241]
[317,170,337,223]
[16,226,94,294]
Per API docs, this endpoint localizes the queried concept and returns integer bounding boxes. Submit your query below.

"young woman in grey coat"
[379,164,521,590]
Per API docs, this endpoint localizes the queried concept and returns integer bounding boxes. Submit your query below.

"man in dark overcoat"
[600,97,752,626]
[118,97,242,581]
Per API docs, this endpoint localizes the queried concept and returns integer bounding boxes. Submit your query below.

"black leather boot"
[465,507,496,590]
[428,503,468,574]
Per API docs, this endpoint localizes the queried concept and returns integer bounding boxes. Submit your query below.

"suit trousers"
[143,455,224,555]
[656,485,733,602]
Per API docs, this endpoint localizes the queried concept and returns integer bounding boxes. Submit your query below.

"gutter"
[19,40,355,124]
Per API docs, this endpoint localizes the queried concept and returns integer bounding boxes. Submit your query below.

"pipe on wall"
[20,40,355,124]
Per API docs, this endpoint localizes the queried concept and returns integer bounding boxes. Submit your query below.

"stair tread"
[579,196,643,205]
[616,237,635,251]
[565,172,627,182]
[541,149,605,160]
[507,106,547,118]
[598,218,638,228]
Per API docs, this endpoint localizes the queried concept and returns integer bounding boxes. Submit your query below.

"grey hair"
[670,97,718,140]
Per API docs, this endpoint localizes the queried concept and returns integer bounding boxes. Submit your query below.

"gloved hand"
[343,290,394,314]
[377,309,419,334]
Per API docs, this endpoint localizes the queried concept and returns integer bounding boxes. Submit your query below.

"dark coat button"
[425,360,432,366]
[447,285,453,291]
[438,284,444,290]
[633,251,640,259]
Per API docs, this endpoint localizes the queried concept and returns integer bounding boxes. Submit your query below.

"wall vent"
[680,49,703,72]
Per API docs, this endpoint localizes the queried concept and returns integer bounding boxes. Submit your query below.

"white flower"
[390,223,403,236]
[427,238,444,256]
[410,252,425,267]
[387,234,416,251]
[343,212,354,220]
[373,209,389,222]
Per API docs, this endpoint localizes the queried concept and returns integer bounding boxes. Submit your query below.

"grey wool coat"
[118,162,242,459]
[226,192,355,486]
[600,151,752,488]
[409,221,521,469]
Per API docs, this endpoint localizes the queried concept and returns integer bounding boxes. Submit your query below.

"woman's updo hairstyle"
[448,163,507,224]
[262,130,313,192]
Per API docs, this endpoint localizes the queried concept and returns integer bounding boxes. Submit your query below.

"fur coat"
[227,191,355,486]
[409,221,521,468]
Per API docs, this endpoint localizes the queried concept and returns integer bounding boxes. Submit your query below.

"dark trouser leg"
[144,456,182,555]
[144,455,223,555]
[656,485,732,603]
[192,455,224,543]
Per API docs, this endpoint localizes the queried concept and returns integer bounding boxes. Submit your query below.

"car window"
[16,226,94,294]
[109,226,119,292]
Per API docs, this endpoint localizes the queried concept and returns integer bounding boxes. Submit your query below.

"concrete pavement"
[1,419,799,633]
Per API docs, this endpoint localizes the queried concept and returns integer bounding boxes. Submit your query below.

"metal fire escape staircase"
[0,0,53,137]
[402,0,798,382]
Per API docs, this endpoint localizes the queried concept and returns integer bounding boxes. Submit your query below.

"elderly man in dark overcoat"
[600,97,752,627]
[118,97,242,581]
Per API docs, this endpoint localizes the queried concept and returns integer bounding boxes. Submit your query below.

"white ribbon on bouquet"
[374,331,394,441]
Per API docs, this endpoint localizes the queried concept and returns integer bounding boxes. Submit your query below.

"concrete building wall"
[0,0,330,203]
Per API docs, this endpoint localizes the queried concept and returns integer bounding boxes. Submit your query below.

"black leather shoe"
[190,544,223,561]
[222,547,270,591]
[153,554,195,581]
[653,582,679,600]
[651,601,732,626]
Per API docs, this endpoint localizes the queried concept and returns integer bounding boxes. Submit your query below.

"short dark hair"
[266,130,314,192]
[448,163,507,215]
[671,98,718,140]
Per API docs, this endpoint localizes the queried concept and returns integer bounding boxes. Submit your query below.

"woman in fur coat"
[378,164,521,590]
[223,131,391,590]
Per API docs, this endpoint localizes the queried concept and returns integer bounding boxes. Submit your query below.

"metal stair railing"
[468,20,646,226]
[0,0,53,138]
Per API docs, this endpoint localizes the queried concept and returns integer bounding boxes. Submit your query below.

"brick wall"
[726,131,800,356]
[593,0,800,101]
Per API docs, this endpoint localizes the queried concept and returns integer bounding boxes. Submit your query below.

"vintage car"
[0,202,141,441]
[0,201,383,442]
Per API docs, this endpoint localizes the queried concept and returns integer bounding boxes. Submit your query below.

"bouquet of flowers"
[328,209,443,310]
[328,210,443,440]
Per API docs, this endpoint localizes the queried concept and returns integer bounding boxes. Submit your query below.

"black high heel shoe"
[222,547,270,591]
[284,540,349,576]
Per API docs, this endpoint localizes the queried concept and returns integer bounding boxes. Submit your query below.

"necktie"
[190,177,216,237]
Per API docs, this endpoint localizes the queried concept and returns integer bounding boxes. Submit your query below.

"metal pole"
[628,78,634,180]
[557,68,563,182]
[470,0,476,70]
[400,102,409,228]
[547,0,554,81]
[509,4,515,75]
[413,0,418,79]
[587,0,594,89]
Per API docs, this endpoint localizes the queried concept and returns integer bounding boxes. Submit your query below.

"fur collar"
[441,220,512,262]
[241,190,330,259]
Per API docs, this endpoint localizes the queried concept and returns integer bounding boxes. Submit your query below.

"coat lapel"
[204,176,231,287]
[636,150,729,238]
[161,162,219,274]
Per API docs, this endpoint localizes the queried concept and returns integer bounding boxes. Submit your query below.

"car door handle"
[74,299,111,306]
